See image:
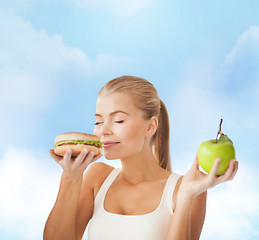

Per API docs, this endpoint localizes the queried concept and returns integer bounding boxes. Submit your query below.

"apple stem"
[215,118,223,143]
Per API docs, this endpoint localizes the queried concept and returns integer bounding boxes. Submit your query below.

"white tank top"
[87,168,181,240]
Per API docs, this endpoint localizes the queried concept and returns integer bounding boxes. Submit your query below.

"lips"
[102,141,120,148]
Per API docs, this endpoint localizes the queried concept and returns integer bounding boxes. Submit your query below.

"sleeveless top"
[87,168,181,240]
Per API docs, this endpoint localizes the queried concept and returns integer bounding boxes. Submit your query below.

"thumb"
[49,149,63,163]
[191,153,200,171]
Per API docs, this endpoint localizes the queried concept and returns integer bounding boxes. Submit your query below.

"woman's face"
[94,92,150,160]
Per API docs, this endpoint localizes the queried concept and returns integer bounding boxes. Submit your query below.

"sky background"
[0,0,259,239]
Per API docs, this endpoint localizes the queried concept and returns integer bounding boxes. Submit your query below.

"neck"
[119,147,169,185]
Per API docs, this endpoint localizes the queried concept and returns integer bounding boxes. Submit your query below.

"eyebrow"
[95,110,129,117]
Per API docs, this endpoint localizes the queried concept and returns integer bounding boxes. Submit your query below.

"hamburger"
[53,132,103,157]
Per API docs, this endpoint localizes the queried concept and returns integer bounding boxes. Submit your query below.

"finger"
[49,149,63,163]
[223,159,236,178]
[209,158,221,177]
[227,160,238,181]
[222,159,238,182]
[231,160,239,180]
[78,151,96,170]
[63,148,73,162]
[92,153,103,162]
[80,151,103,168]
[74,148,91,166]
[82,151,97,165]
[85,152,103,166]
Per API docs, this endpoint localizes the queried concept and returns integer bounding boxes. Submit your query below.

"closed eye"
[94,122,103,125]
[115,120,124,123]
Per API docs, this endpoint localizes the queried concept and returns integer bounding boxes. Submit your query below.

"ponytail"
[153,99,171,171]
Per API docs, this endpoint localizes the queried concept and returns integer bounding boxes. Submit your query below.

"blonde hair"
[98,75,172,171]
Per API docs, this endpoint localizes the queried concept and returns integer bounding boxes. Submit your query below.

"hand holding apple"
[198,119,236,175]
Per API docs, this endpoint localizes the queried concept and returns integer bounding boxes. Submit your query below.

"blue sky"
[0,0,259,239]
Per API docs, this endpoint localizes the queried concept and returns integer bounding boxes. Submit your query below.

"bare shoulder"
[84,162,115,198]
[85,162,114,178]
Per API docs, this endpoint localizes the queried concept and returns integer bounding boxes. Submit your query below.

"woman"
[44,76,238,240]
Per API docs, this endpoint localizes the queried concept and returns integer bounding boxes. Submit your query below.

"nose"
[95,122,112,137]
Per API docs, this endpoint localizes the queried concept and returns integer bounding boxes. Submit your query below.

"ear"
[146,116,158,137]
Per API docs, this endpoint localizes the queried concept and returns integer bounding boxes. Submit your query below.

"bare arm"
[168,191,207,240]
[43,148,102,240]
[166,154,238,240]
[43,173,83,240]
[167,195,193,240]
[190,192,207,239]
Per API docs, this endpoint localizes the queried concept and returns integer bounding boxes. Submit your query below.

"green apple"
[198,119,236,175]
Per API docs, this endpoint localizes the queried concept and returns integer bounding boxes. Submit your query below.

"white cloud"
[0,13,91,76]
[225,26,259,65]
[220,26,259,103]
[0,147,61,239]
[202,162,259,239]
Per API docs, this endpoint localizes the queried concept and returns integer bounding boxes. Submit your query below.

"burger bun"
[53,132,102,157]
[54,145,101,157]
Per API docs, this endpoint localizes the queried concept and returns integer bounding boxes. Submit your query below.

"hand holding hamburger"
[49,132,103,179]
[53,132,103,157]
